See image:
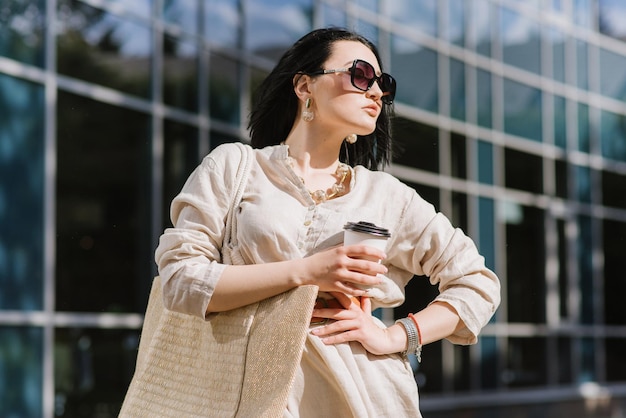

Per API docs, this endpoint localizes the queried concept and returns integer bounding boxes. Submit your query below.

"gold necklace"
[286,156,351,204]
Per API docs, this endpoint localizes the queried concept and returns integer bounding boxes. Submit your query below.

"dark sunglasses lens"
[380,74,396,104]
[352,60,375,91]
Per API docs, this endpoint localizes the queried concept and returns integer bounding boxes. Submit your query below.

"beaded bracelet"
[395,317,423,362]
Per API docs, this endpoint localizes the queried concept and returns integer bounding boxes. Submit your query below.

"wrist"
[395,316,423,362]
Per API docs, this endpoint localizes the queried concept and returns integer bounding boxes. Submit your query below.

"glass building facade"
[1,0,626,416]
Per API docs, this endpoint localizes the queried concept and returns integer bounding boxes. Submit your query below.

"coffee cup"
[343,221,391,262]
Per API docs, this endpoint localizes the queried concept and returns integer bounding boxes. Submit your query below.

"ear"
[292,73,314,102]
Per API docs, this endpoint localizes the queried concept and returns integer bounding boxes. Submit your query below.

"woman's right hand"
[299,245,388,295]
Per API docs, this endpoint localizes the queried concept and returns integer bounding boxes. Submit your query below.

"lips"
[363,105,380,116]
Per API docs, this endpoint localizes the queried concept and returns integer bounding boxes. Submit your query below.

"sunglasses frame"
[306,59,396,104]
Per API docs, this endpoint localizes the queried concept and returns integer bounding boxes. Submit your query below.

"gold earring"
[345,133,357,144]
[302,98,314,122]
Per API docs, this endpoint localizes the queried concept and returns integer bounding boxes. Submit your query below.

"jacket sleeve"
[388,190,501,345]
[154,143,243,318]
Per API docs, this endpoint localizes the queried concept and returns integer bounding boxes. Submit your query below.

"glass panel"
[0,0,46,67]
[602,170,626,210]
[577,103,590,153]
[451,191,468,232]
[354,20,378,44]
[244,0,312,60]
[554,95,566,148]
[549,28,566,83]
[209,130,242,151]
[417,341,443,393]
[480,336,498,389]
[557,337,572,383]
[575,165,591,203]
[56,91,152,313]
[387,0,437,37]
[205,0,240,48]
[0,74,44,310]
[162,120,199,230]
[477,140,493,184]
[600,109,626,163]
[57,0,152,98]
[445,0,465,46]
[503,78,542,142]
[163,0,198,34]
[0,326,43,417]
[574,0,592,29]
[163,34,198,111]
[210,52,239,124]
[249,66,269,117]
[599,48,626,100]
[391,36,438,112]
[321,3,347,27]
[355,0,377,11]
[391,118,439,173]
[555,159,567,198]
[54,327,140,417]
[505,337,547,387]
[469,0,491,57]
[100,0,151,19]
[577,215,593,325]
[557,220,568,319]
[606,338,626,382]
[500,6,540,75]
[598,0,626,40]
[478,197,495,271]
[452,345,471,391]
[450,132,466,179]
[505,204,545,323]
[449,58,465,121]
[505,148,543,194]
[576,40,588,90]
[580,337,595,382]
[477,69,492,129]
[603,220,626,325]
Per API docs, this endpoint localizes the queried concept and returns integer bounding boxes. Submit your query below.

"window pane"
[503,79,542,142]
[506,204,545,323]
[57,1,152,98]
[555,159,567,198]
[506,337,547,387]
[548,28,566,83]
[477,140,493,184]
[321,3,347,27]
[599,48,626,100]
[205,0,240,48]
[480,336,498,389]
[445,0,465,46]
[387,0,437,37]
[478,197,495,271]
[449,58,465,121]
[0,74,45,310]
[391,36,438,112]
[56,91,152,313]
[244,0,312,60]
[163,34,198,111]
[600,109,626,163]
[163,0,198,34]
[599,0,626,40]
[477,69,492,129]
[578,215,593,324]
[500,6,540,74]
[505,148,543,194]
[606,338,626,382]
[450,132,466,179]
[604,220,626,325]
[575,165,591,203]
[451,191,468,232]
[0,326,43,417]
[392,118,439,173]
[469,0,492,57]
[574,0,592,29]
[0,0,46,67]
[602,170,626,210]
[210,52,239,124]
[54,327,140,417]
[554,95,566,148]
[162,120,199,230]
[577,103,590,153]
[557,337,572,383]
[576,40,588,90]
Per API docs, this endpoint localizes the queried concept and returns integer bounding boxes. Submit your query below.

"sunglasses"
[307,59,396,104]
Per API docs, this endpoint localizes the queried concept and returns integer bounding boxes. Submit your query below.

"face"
[305,41,387,138]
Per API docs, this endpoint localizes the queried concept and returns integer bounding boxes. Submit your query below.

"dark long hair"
[248,27,393,170]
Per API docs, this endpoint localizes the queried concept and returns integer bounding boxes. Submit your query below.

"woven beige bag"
[119,143,317,417]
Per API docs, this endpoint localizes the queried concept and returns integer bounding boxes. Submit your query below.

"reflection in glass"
[503,78,542,142]
[577,103,589,153]
[548,28,565,83]
[391,36,438,112]
[57,0,152,98]
[54,327,140,417]
[505,148,543,193]
[557,220,568,319]
[477,69,492,129]
[449,58,465,121]
[553,95,566,148]
[163,0,198,34]
[0,74,44,310]
[478,197,495,270]
[576,165,591,203]
[477,140,493,184]
[480,336,498,389]
[163,120,199,230]
[604,220,626,326]
[599,48,626,100]
[445,0,465,46]
[576,40,588,90]
[321,3,347,27]
[209,52,240,124]
[244,0,312,60]
[600,109,626,162]
[469,0,491,57]
[574,0,592,28]
[0,0,46,67]
[505,338,547,387]
[163,34,198,111]
[599,0,626,40]
[577,215,593,325]
[205,0,240,48]
[392,118,439,173]
[506,205,545,323]
[56,91,152,313]
[0,326,43,417]
[386,0,437,37]
[500,6,540,75]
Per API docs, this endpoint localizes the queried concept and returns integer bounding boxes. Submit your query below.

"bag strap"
[222,142,253,265]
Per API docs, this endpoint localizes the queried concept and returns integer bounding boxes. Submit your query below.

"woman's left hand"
[310,292,405,355]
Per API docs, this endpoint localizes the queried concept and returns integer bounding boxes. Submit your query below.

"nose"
[366,79,384,102]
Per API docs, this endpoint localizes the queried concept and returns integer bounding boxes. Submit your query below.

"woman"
[154,28,500,417]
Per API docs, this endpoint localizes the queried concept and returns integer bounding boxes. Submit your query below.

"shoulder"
[354,166,415,197]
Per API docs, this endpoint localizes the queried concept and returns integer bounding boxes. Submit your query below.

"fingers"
[342,244,387,262]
